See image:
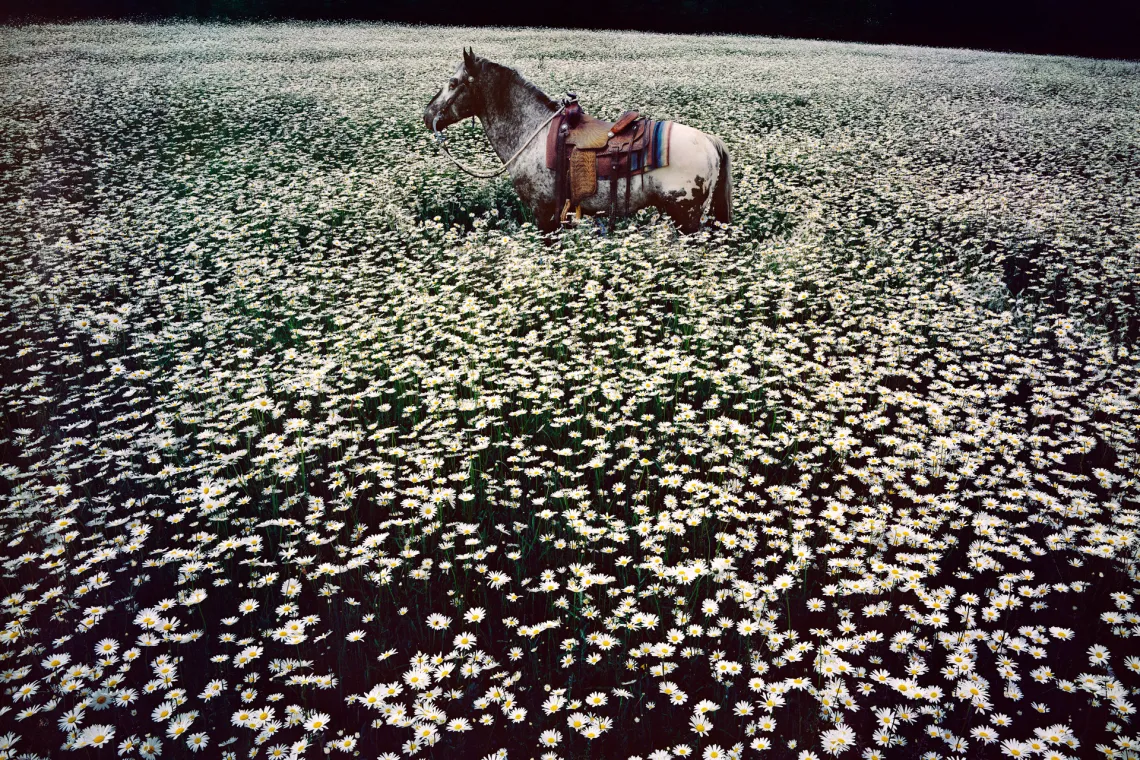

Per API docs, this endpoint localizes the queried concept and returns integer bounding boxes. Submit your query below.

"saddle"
[546,100,672,230]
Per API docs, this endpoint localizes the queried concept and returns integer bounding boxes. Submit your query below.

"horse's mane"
[483,58,557,111]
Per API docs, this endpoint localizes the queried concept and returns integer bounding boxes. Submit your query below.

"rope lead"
[432,94,577,179]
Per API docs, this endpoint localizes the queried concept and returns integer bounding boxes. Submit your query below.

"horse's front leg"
[533,200,560,234]
[511,171,559,235]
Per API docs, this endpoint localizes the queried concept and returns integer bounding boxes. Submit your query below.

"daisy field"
[1,21,1139,760]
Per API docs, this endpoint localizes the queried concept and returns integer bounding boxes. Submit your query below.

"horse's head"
[423,48,484,133]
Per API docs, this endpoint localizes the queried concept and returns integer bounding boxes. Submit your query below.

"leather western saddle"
[545,98,669,230]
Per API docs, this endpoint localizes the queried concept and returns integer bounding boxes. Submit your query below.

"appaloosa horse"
[423,48,732,234]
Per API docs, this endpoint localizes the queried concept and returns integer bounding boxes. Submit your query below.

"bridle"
[431,80,577,179]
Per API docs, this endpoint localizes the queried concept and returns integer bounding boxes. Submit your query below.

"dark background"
[3,0,1138,61]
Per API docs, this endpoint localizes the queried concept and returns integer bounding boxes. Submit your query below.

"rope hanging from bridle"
[432,93,576,179]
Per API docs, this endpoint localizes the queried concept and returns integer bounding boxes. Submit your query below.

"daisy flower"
[303,712,331,732]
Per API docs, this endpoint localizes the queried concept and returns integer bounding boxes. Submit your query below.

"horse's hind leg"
[677,210,702,234]
[660,196,703,235]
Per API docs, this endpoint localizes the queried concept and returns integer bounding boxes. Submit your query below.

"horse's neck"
[479,72,555,164]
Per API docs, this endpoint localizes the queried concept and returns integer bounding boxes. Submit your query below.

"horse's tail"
[710,135,732,225]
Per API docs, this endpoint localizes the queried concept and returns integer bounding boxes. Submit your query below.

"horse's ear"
[463,47,480,77]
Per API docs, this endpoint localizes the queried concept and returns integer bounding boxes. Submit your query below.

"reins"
[432,93,577,179]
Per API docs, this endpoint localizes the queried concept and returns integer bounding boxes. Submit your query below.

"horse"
[423,48,732,235]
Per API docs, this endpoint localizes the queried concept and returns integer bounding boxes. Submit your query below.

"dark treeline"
[3,0,1137,61]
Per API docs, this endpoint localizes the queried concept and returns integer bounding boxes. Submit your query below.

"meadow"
[1,21,1139,760]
